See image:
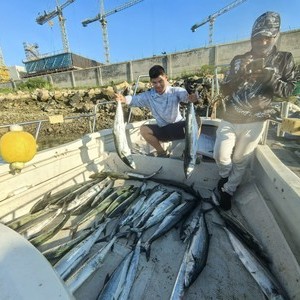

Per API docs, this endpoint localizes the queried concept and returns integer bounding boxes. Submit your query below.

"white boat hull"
[0,118,299,300]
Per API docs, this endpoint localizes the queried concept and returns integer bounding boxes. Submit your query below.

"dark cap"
[251,11,280,38]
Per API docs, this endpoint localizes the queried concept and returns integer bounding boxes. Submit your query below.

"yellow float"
[0,125,37,173]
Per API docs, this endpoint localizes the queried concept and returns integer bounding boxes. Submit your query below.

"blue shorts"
[145,121,185,142]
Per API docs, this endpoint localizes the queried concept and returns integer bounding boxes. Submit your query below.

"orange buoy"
[0,125,37,172]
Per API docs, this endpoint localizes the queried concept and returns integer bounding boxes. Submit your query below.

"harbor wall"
[2,29,300,89]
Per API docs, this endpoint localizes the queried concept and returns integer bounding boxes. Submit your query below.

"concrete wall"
[2,29,300,90]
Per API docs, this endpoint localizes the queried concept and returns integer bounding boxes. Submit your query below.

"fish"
[5,207,55,231]
[118,239,141,300]
[19,206,65,240]
[113,100,136,169]
[29,212,70,247]
[218,209,271,266]
[29,181,87,214]
[66,178,112,215]
[125,185,166,227]
[143,199,197,260]
[90,179,115,207]
[106,184,143,218]
[66,235,118,293]
[132,187,170,229]
[180,203,202,243]
[116,193,148,230]
[223,225,289,300]
[183,102,200,179]
[54,218,111,280]
[97,249,134,300]
[72,185,133,231]
[42,230,91,263]
[184,208,209,288]
[170,208,209,299]
[134,191,182,232]
[104,186,137,217]
[90,166,162,181]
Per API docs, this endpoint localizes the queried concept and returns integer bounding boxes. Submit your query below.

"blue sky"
[0,0,299,66]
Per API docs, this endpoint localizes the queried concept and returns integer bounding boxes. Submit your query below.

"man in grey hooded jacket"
[213,11,297,210]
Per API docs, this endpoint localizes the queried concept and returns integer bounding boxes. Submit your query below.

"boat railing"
[0,100,115,142]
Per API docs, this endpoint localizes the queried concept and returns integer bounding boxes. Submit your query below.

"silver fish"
[170,208,209,299]
[184,209,209,288]
[113,100,136,169]
[29,212,70,247]
[66,235,118,293]
[42,230,91,262]
[183,102,200,179]
[143,199,197,260]
[136,191,182,232]
[66,178,112,214]
[97,249,134,300]
[119,239,142,300]
[20,206,64,240]
[54,219,110,280]
[224,226,289,300]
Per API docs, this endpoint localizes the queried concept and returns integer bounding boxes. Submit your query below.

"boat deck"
[0,119,299,299]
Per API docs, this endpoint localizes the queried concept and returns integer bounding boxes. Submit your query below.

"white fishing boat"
[0,110,299,299]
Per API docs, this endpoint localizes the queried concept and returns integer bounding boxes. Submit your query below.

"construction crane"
[23,42,40,61]
[191,0,247,45]
[82,0,144,64]
[36,0,75,53]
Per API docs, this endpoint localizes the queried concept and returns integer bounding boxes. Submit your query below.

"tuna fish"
[183,102,200,179]
[113,100,136,169]
[223,225,289,300]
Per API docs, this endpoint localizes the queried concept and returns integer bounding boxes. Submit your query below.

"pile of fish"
[1,170,289,299]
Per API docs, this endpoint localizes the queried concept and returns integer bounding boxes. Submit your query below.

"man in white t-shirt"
[115,65,198,157]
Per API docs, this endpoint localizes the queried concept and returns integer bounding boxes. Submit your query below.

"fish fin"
[70,224,79,238]
[103,273,110,286]
[95,234,110,244]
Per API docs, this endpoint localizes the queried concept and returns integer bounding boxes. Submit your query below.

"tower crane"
[82,0,144,64]
[191,0,247,45]
[36,0,75,53]
[23,42,40,61]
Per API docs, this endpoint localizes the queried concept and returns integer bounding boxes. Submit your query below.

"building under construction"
[23,50,102,77]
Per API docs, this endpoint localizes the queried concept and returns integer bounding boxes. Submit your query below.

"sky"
[0,0,299,67]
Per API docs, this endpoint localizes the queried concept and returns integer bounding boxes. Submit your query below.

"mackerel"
[119,239,142,300]
[20,206,65,240]
[224,226,289,300]
[143,199,197,260]
[184,208,209,288]
[97,249,134,300]
[66,235,118,293]
[72,186,133,230]
[170,208,209,299]
[104,186,136,217]
[106,185,142,218]
[29,212,70,247]
[183,102,200,179]
[133,188,171,229]
[135,191,182,232]
[42,230,91,262]
[113,100,136,169]
[67,177,112,215]
[54,219,110,280]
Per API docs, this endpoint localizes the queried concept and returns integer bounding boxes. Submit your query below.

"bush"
[17,78,52,91]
